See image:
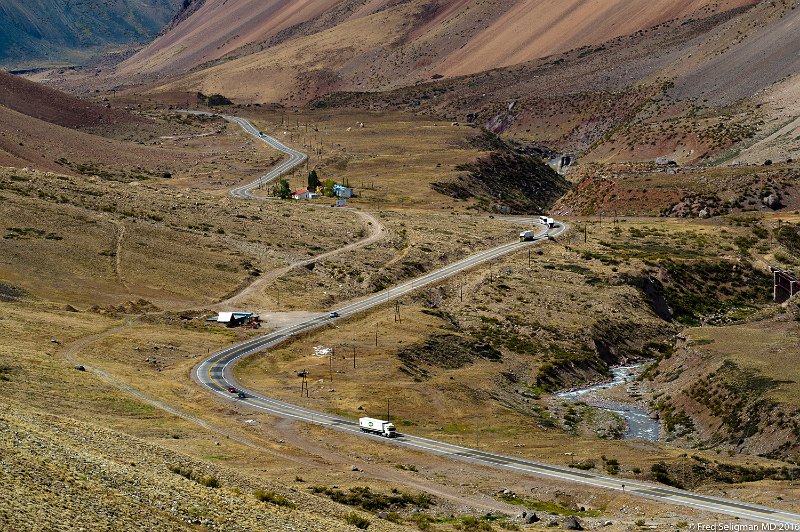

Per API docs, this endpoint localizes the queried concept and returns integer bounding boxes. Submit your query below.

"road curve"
[182,110,306,199]
[194,112,800,526]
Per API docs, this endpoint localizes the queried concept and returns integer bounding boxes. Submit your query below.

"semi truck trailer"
[359,417,397,438]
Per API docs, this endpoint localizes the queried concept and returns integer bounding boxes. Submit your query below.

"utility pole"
[528,248,531,270]
[394,300,401,323]
[300,370,309,397]
[375,321,379,347]
[329,349,333,383]
[386,398,390,422]
[353,345,356,369]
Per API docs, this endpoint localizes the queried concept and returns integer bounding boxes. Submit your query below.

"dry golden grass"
[688,322,800,407]
[0,299,674,529]
[244,209,534,311]
[0,165,360,308]
[0,403,396,531]
[243,109,487,211]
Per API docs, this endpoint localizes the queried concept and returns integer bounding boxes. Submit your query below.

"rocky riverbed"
[556,364,660,441]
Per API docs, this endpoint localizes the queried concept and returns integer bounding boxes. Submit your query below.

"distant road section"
[193,111,800,526]
[181,110,305,198]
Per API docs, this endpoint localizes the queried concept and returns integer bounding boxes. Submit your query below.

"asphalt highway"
[193,112,800,526]
[181,110,306,199]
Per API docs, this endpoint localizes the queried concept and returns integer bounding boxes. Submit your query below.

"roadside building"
[292,188,319,200]
[211,312,260,327]
[332,184,353,198]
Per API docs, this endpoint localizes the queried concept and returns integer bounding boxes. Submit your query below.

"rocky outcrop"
[433,134,571,214]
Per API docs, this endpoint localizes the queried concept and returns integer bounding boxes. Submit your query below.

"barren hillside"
[0,70,139,130]
[116,0,756,100]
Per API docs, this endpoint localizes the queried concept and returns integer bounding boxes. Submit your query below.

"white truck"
[359,417,397,438]
[520,230,536,241]
[539,216,555,228]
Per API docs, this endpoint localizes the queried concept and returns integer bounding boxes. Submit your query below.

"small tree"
[273,178,291,199]
[307,170,320,191]
[322,179,336,197]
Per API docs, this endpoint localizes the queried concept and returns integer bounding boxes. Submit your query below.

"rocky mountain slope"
[0,0,182,69]
[315,0,799,163]
[89,0,796,166]
[116,0,755,98]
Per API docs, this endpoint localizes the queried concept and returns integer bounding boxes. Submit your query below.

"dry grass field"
[240,108,491,211]
[0,301,400,530]
[0,165,361,308]
[687,323,800,408]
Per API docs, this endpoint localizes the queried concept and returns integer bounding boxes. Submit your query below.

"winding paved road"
[193,112,800,526]
[183,110,306,199]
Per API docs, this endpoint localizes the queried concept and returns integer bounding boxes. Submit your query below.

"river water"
[556,364,660,441]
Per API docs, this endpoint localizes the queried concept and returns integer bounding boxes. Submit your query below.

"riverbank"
[557,364,660,441]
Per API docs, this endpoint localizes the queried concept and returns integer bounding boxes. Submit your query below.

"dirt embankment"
[641,331,800,461]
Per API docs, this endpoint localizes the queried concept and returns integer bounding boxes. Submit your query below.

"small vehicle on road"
[237,391,247,399]
[227,386,237,393]
[329,311,340,318]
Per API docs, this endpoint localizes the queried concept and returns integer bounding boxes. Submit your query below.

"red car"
[227,386,237,393]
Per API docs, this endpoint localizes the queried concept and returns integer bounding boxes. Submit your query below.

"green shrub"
[312,485,432,512]
[168,464,219,488]
[651,462,682,488]
[254,489,296,508]
[206,94,233,106]
[386,512,402,523]
[344,512,370,529]
[199,475,220,488]
[456,516,493,531]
